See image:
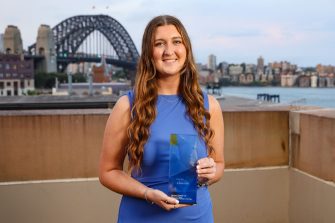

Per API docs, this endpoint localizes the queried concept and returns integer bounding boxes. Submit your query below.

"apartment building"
[0,54,34,96]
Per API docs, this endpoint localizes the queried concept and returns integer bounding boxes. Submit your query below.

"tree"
[34,72,87,89]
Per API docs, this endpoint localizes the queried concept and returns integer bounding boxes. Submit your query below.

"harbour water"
[217,87,335,108]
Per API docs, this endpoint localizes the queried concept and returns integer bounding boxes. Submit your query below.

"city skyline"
[0,0,334,67]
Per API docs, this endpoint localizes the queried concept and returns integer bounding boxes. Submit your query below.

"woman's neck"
[156,75,180,95]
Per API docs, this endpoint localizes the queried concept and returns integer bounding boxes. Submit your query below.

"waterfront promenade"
[0,95,334,223]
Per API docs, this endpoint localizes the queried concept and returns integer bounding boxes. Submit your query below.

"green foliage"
[241,63,246,72]
[242,81,268,87]
[27,90,38,95]
[271,79,281,86]
[112,70,127,80]
[73,73,86,82]
[34,72,87,89]
[218,78,239,86]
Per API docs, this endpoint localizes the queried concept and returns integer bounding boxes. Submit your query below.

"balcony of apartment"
[0,100,334,223]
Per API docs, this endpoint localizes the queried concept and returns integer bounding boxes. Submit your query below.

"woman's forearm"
[99,169,148,200]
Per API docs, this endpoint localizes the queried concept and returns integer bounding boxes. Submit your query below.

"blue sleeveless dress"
[117,92,213,223]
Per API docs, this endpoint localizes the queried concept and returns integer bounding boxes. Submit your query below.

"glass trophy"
[169,134,198,204]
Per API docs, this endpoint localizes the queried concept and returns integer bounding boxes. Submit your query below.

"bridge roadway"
[57,55,137,70]
[24,54,137,71]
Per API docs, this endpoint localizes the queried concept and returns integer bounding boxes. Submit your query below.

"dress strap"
[126,90,135,109]
[202,91,209,111]
[126,90,136,120]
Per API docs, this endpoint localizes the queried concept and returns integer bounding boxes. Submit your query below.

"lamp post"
[67,71,73,96]
[88,68,93,96]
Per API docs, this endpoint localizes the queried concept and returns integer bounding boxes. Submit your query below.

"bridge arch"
[28,14,139,70]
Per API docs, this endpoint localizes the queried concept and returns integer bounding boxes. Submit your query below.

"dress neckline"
[158,94,182,103]
[158,94,180,97]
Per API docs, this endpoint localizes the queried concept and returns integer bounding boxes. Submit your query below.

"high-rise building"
[257,56,264,73]
[208,54,217,71]
[0,34,4,53]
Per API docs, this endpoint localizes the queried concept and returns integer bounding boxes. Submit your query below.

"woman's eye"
[174,40,182,45]
[155,42,164,47]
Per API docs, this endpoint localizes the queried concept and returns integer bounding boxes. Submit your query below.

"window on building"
[5,64,10,69]
[0,73,3,78]
[39,47,45,55]
[0,82,4,89]
[20,80,24,88]
[7,82,11,87]
[6,73,11,78]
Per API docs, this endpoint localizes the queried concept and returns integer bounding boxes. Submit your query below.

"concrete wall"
[1,167,333,223]
[289,169,335,223]
[0,107,334,223]
[0,109,109,181]
[223,110,289,168]
[290,109,335,182]
[0,167,289,223]
[0,109,289,182]
[289,109,335,223]
[211,167,289,223]
[0,179,120,223]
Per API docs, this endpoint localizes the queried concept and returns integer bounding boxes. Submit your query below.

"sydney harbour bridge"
[6,14,139,73]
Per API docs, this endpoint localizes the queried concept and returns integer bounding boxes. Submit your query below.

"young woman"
[99,15,224,222]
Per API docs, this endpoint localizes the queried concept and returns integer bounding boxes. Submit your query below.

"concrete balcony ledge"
[292,107,335,118]
[0,108,110,116]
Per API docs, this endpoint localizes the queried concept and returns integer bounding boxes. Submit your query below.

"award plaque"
[169,134,198,204]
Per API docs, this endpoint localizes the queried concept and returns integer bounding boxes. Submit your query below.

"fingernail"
[175,200,179,204]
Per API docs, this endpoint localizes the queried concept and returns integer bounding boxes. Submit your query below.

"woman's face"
[152,25,187,78]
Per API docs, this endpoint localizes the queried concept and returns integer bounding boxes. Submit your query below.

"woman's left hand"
[196,157,216,184]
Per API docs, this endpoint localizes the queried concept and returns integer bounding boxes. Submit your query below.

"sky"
[0,0,334,67]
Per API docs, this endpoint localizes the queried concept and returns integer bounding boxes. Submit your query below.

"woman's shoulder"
[207,94,222,114]
[113,95,131,113]
[114,90,134,109]
[200,91,220,112]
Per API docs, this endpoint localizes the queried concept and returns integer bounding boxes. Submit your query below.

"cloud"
[0,0,334,66]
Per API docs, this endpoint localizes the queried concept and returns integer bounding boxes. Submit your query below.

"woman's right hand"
[146,189,190,211]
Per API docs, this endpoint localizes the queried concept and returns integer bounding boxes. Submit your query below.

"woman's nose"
[163,43,173,56]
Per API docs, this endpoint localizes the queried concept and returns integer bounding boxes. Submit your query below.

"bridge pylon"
[3,25,23,55]
[35,25,57,73]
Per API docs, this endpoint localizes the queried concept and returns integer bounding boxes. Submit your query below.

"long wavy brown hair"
[127,15,214,172]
